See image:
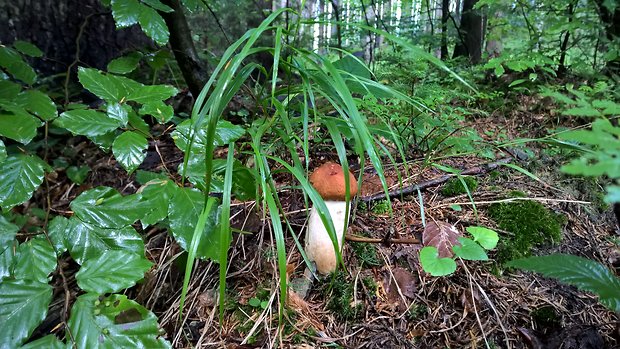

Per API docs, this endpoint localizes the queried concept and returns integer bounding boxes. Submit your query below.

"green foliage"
[506,254,620,312]
[530,305,561,332]
[488,200,564,264]
[441,176,479,197]
[371,199,391,214]
[351,242,381,267]
[420,226,499,276]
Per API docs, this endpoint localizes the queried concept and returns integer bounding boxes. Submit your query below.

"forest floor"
[39,94,619,348]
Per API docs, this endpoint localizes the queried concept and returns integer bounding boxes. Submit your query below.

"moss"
[322,270,362,321]
[351,242,381,267]
[488,200,565,264]
[362,276,378,295]
[531,306,561,332]
[371,199,391,214]
[441,176,478,197]
[406,303,427,321]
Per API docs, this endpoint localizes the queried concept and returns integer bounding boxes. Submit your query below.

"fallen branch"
[345,233,420,245]
[360,157,513,203]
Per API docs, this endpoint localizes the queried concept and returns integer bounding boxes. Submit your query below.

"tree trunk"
[453,0,483,64]
[440,0,450,59]
[557,1,576,77]
[160,0,208,98]
[0,0,152,76]
[330,0,342,55]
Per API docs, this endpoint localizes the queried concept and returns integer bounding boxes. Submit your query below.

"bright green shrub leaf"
[66,165,91,185]
[68,293,171,349]
[88,131,118,151]
[110,0,141,27]
[0,215,19,249]
[0,47,36,84]
[13,237,57,283]
[452,237,488,261]
[173,119,245,150]
[0,140,6,163]
[0,240,17,280]
[47,216,69,255]
[562,106,602,117]
[182,0,200,12]
[0,279,53,348]
[466,226,499,249]
[0,112,41,144]
[64,217,144,264]
[0,80,21,100]
[76,250,153,293]
[138,179,176,226]
[12,41,43,58]
[139,101,174,123]
[112,131,148,174]
[142,0,174,12]
[135,170,168,185]
[107,53,142,74]
[506,254,620,312]
[55,110,119,136]
[126,84,177,103]
[70,187,148,228]
[137,5,170,45]
[106,103,130,126]
[168,187,221,260]
[16,90,57,121]
[107,74,143,97]
[128,112,151,136]
[20,334,65,349]
[77,67,120,102]
[0,155,45,210]
[419,246,457,276]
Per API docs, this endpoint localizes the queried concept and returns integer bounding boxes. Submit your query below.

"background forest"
[0,0,619,348]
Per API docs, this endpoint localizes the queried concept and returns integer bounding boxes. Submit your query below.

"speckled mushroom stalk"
[305,162,358,274]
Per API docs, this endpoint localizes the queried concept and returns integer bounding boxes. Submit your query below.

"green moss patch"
[488,200,565,264]
[441,176,478,197]
[321,270,362,321]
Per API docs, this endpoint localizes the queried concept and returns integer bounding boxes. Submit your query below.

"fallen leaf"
[423,221,461,258]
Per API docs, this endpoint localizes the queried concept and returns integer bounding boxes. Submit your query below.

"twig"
[432,196,591,209]
[345,233,420,245]
[360,157,513,203]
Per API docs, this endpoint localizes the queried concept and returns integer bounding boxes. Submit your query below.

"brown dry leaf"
[423,221,461,258]
[459,288,479,313]
[385,267,416,312]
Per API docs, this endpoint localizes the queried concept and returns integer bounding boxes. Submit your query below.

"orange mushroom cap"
[309,162,358,201]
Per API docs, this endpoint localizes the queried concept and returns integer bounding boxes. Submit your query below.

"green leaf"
[64,217,144,264]
[107,53,142,75]
[419,246,457,276]
[139,101,174,123]
[13,41,43,58]
[0,80,22,100]
[70,187,148,228]
[16,90,58,121]
[110,0,141,27]
[55,110,120,136]
[506,254,620,312]
[605,185,620,204]
[142,0,174,12]
[563,106,602,117]
[126,84,178,103]
[13,237,57,283]
[0,140,5,163]
[452,237,488,261]
[77,67,120,102]
[47,216,69,255]
[0,240,17,280]
[20,334,66,349]
[0,279,53,348]
[106,103,130,126]
[66,165,91,185]
[0,215,19,249]
[168,187,221,260]
[112,131,148,174]
[138,5,170,45]
[68,293,171,349]
[137,179,176,226]
[466,226,499,250]
[0,47,36,84]
[76,250,153,293]
[0,155,46,210]
[0,112,41,144]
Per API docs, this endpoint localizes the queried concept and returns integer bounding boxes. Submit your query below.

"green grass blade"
[218,142,235,321]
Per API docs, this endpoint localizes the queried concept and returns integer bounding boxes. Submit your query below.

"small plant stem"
[345,233,419,244]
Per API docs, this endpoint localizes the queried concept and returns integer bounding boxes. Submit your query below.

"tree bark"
[440,0,450,59]
[0,0,151,76]
[453,0,483,64]
[160,0,208,98]
[557,1,576,78]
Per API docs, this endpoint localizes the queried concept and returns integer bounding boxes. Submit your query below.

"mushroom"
[305,162,358,274]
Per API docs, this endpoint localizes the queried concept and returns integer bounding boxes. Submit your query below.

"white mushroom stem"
[306,200,350,274]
